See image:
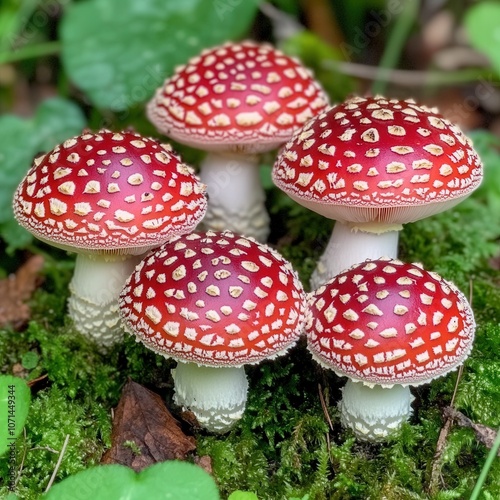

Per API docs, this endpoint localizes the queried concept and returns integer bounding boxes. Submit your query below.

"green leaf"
[228,491,259,500]
[0,97,86,250]
[44,461,220,500]
[60,0,260,111]
[0,375,31,457]
[465,2,500,75]
[21,351,39,370]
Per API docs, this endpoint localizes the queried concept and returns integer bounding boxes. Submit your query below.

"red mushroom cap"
[119,230,306,367]
[13,130,207,255]
[147,41,329,154]
[306,257,475,386]
[273,95,483,226]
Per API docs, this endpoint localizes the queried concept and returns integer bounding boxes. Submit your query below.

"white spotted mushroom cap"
[306,257,475,387]
[273,95,483,227]
[119,230,307,367]
[147,40,329,154]
[13,130,207,255]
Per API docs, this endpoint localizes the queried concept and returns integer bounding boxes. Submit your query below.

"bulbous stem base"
[172,362,249,433]
[340,379,414,442]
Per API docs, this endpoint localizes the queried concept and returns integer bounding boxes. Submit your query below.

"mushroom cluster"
[11,35,482,444]
[13,129,207,346]
[119,230,307,433]
[147,40,329,242]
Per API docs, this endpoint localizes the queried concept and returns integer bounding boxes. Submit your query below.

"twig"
[44,434,70,493]
[428,366,464,494]
[15,427,28,488]
[444,407,499,453]
[27,373,48,388]
[322,59,496,88]
[302,0,345,48]
[428,417,453,494]
[450,365,463,407]
[427,280,473,494]
[318,383,333,430]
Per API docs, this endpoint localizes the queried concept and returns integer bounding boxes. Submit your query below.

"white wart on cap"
[147,40,329,154]
[147,40,329,242]
[120,230,306,365]
[119,230,307,433]
[306,257,475,386]
[13,129,207,255]
[305,257,475,441]
[273,95,483,226]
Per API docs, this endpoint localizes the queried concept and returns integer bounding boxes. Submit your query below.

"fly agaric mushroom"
[119,230,306,432]
[13,130,207,347]
[305,257,475,441]
[273,95,483,288]
[147,40,328,241]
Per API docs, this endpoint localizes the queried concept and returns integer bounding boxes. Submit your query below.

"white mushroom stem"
[310,222,399,289]
[67,253,143,347]
[339,379,414,442]
[172,362,249,433]
[197,152,270,242]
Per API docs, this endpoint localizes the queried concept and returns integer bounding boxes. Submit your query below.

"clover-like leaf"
[44,461,220,500]
[0,375,31,457]
[0,97,86,249]
[465,2,500,76]
[60,0,260,111]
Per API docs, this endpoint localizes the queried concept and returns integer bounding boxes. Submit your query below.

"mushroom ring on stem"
[273,95,483,287]
[13,130,207,347]
[119,230,307,433]
[305,257,475,441]
[147,40,329,241]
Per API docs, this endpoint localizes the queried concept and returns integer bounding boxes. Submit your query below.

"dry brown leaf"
[444,406,500,455]
[101,379,196,471]
[0,254,44,329]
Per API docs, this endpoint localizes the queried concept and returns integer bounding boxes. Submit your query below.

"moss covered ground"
[1,132,500,499]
